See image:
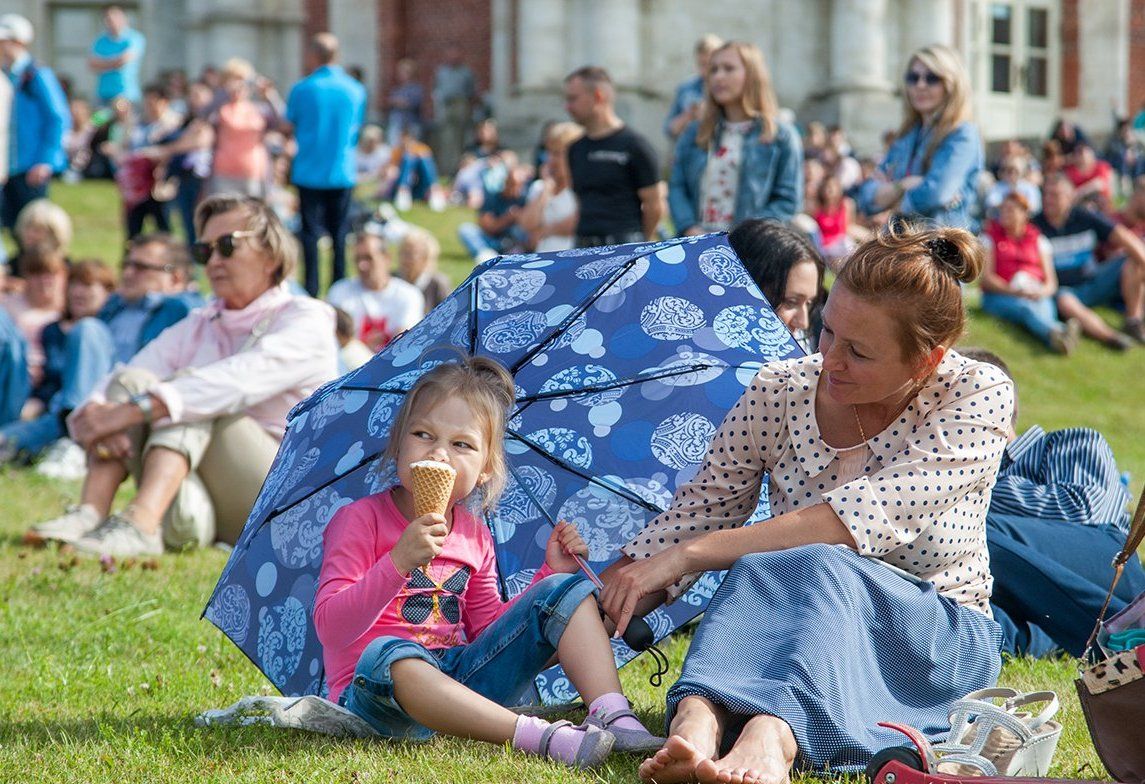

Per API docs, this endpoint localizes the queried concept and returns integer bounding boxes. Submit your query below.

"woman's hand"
[600,547,687,638]
[70,402,142,450]
[93,432,133,462]
[544,520,588,574]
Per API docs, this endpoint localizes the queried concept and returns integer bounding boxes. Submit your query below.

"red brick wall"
[1060,0,1079,109]
[1130,0,1145,116]
[303,0,330,48]
[376,0,493,119]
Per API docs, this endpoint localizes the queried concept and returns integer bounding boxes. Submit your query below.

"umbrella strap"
[645,644,670,689]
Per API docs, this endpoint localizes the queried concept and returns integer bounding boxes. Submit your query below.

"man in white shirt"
[326,231,424,352]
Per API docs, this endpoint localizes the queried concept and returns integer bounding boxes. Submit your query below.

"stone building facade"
[8,0,1145,157]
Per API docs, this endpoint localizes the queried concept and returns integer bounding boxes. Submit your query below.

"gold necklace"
[851,404,868,444]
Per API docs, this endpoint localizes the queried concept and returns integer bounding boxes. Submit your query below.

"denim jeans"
[297,186,352,297]
[340,573,596,739]
[0,310,29,427]
[981,292,1063,345]
[1060,256,1126,308]
[393,153,439,201]
[988,513,1145,657]
[457,222,527,261]
[0,318,116,456]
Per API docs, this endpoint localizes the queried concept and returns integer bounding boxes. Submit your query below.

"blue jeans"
[340,573,596,739]
[1060,256,1126,308]
[988,513,1145,657]
[457,222,527,261]
[981,292,1062,345]
[393,153,439,201]
[175,172,205,244]
[0,318,115,456]
[0,310,29,426]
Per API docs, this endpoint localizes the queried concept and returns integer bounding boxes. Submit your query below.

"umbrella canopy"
[204,234,802,702]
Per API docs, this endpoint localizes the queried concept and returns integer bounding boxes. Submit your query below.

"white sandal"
[933,687,1063,777]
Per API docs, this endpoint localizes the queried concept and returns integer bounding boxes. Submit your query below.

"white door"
[966,0,1059,141]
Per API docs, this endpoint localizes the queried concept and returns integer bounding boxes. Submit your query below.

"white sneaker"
[25,503,101,545]
[395,187,413,212]
[74,513,164,557]
[35,439,88,481]
[428,188,447,212]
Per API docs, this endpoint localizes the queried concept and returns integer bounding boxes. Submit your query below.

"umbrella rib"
[505,429,665,514]
[510,253,645,374]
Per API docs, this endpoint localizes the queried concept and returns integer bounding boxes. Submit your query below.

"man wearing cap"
[0,14,70,248]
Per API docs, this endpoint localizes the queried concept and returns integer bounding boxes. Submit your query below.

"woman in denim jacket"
[858,44,983,229]
[669,41,802,235]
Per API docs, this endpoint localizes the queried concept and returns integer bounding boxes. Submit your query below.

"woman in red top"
[980,192,1078,353]
[1064,143,1114,213]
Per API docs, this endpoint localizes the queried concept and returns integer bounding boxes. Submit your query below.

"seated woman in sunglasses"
[25,195,340,557]
[857,44,983,230]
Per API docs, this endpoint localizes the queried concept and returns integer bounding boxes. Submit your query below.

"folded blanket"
[195,695,379,738]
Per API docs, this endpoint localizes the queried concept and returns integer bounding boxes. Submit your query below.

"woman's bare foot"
[696,714,796,784]
[638,697,724,783]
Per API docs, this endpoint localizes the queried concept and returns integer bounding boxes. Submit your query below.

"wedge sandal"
[932,687,1063,777]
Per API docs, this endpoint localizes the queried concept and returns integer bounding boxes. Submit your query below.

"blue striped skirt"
[667,544,1003,772]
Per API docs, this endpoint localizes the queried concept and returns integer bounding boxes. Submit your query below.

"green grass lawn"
[0,181,1139,782]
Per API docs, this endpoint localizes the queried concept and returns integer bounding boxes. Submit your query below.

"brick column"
[1130,0,1145,115]
[1061,0,1079,109]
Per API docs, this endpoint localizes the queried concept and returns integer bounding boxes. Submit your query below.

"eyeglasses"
[904,70,942,87]
[123,257,176,273]
[190,231,257,265]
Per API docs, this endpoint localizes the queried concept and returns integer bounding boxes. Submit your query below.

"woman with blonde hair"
[858,43,983,228]
[397,227,450,314]
[668,41,802,234]
[205,58,284,198]
[12,199,74,274]
[520,121,583,253]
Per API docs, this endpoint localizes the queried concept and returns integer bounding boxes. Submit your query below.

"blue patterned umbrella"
[204,233,802,702]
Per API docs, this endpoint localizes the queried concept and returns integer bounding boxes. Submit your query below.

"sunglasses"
[904,71,942,87]
[191,231,257,265]
[123,257,176,273]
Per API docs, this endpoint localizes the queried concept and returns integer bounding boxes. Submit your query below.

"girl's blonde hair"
[383,353,515,509]
[15,199,73,253]
[545,121,584,151]
[898,44,974,171]
[696,41,779,147]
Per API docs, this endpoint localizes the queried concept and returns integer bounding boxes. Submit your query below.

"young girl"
[315,356,660,768]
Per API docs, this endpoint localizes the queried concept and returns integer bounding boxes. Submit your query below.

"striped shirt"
[990,425,1131,533]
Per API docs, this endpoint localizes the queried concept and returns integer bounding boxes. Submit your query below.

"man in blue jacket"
[99,234,202,363]
[285,32,366,297]
[0,14,70,251]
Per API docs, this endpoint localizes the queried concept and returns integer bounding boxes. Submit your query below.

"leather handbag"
[1076,486,1145,783]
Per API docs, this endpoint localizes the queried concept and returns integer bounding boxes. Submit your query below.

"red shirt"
[814,201,848,247]
[985,220,1045,284]
[1064,160,1113,204]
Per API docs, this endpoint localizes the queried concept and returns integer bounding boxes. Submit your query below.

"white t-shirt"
[526,180,578,252]
[326,277,425,351]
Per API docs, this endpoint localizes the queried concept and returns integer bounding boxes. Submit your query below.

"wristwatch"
[130,392,154,424]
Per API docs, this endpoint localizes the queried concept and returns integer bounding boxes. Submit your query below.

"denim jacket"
[857,121,983,229]
[669,118,803,233]
[7,55,70,174]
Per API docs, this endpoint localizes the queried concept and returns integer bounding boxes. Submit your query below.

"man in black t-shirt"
[1033,174,1145,348]
[564,66,663,247]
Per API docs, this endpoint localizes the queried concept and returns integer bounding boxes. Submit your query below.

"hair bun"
[926,231,980,283]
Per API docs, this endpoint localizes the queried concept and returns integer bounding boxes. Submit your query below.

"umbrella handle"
[571,553,656,652]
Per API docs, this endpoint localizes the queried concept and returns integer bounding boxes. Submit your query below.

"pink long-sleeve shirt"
[70,283,338,439]
[315,490,553,704]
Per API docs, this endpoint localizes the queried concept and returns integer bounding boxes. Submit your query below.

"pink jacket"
[72,284,338,439]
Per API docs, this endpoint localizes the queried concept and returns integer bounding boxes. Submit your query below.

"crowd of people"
[1,9,1144,783]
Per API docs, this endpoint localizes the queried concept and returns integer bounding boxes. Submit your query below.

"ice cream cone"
[409,460,456,517]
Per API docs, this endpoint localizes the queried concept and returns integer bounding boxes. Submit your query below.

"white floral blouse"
[622,351,1014,615]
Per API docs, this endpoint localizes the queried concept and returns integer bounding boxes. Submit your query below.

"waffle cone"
[410,461,456,517]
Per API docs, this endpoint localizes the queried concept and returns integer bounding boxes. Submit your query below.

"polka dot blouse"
[623,351,1014,615]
